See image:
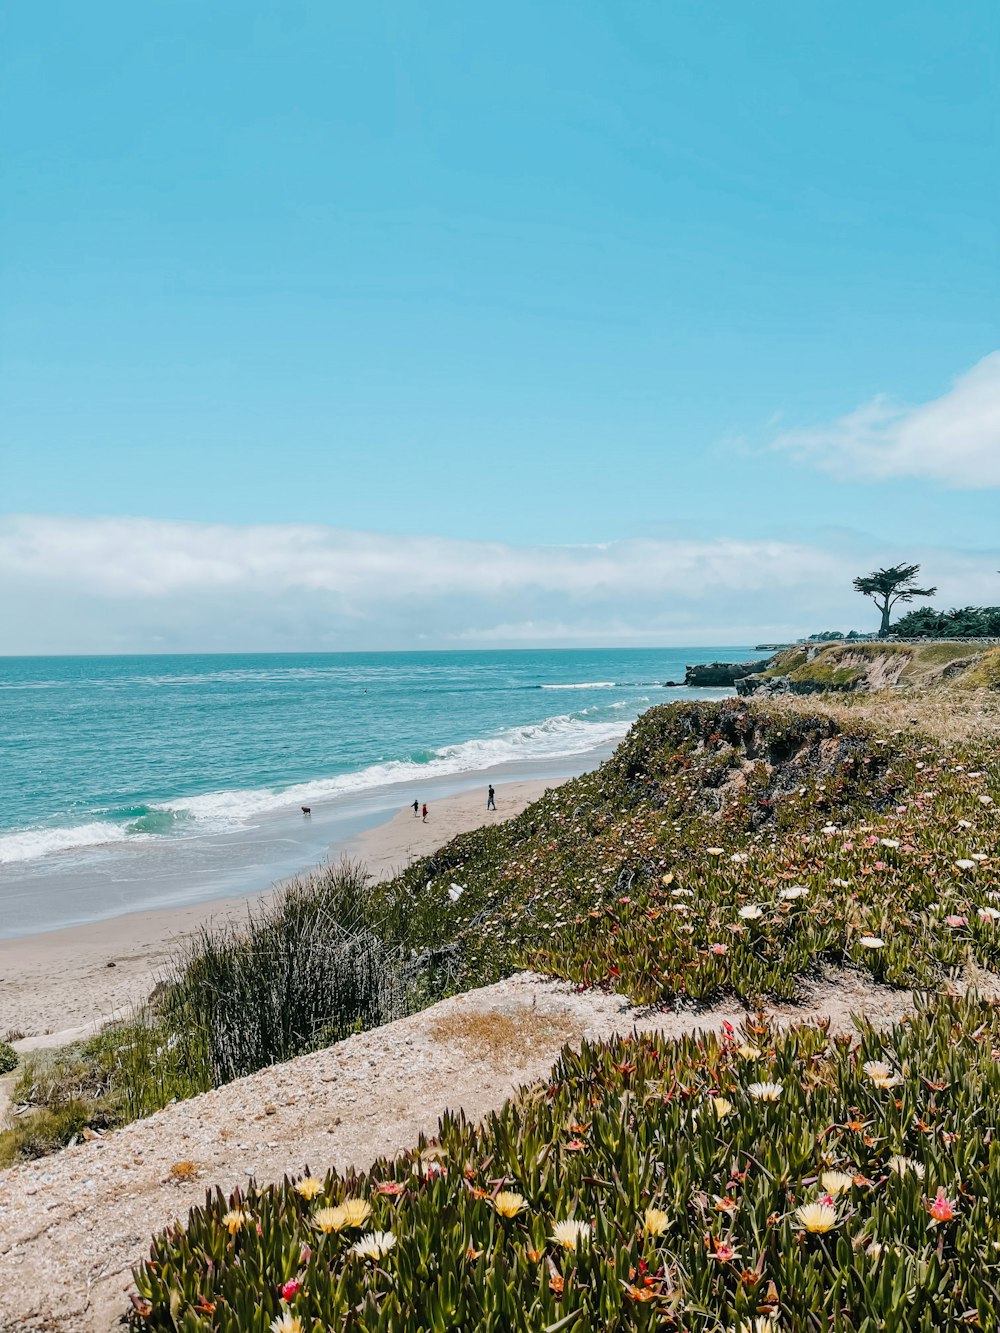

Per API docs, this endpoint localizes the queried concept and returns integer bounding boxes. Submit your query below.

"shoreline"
[0,774,571,1045]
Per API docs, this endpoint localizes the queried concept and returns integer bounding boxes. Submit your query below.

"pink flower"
[280,1279,302,1300]
[927,1188,956,1223]
[710,943,729,955]
[944,915,967,928]
[873,860,887,871]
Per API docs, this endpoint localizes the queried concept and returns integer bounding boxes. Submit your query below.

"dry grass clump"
[428,1006,579,1066]
[769,685,1000,745]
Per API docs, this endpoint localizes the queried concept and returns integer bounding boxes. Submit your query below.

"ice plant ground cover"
[368,700,1000,1004]
[131,993,999,1331]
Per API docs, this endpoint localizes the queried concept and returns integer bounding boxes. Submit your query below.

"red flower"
[928,1188,957,1223]
[280,1279,302,1300]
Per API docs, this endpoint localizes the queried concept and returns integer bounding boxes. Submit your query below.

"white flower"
[821,824,837,835]
[858,936,885,950]
[739,904,764,920]
[955,860,976,870]
[863,1060,900,1089]
[706,847,724,856]
[270,1316,304,1333]
[780,886,809,900]
[270,1315,304,1333]
[448,882,465,901]
[979,794,994,806]
[831,877,851,888]
[796,1201,838,1233]
[973,853,989,862]
[730,852,749,863]
[979,906,1000,922]
[880,839,900,849]
[887,1155,925,1179]
[351,1230,397,1260]
[747,1081,783,1102]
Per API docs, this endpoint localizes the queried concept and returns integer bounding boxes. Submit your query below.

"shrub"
[130,993,1000,1331]
[0,1040,17,1075]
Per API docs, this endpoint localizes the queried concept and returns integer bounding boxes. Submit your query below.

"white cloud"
[1,514,997,653]
[773,351,1000,486]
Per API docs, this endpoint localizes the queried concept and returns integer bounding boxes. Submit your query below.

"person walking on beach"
[422,803,428,823]
[487,784,496,810]
[412,799,419,817]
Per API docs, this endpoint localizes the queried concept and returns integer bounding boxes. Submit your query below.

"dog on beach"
[301,806,311,815]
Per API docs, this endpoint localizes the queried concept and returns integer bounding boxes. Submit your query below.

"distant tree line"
[891,605,1000,638]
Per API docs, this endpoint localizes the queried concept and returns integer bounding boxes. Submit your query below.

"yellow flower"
[643,1206,669,1237]
[711,1097,734,1118]
[737,1043,761,1059]
[293,1175,323,1201]
[493,1191,528,1218]
[270,1316,303,1333]
[551,1218,591,1250]
[222,1209,247,1235]
[730,1321,778,1333]
[820,1171,854,1197]
[313,1206,342,1234]
[796,1202,838,1233]
[338,1197,372,1229]
[351,1230,396,1260]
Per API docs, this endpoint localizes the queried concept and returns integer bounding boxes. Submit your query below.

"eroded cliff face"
[735,641,996,696]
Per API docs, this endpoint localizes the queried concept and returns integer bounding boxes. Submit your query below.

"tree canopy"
[853,563,937,636]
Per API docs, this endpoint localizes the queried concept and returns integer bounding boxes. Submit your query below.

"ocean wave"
[0,712,633,865]
[0,820,134,865]
[539,681,617,690]
[160,713,631,824]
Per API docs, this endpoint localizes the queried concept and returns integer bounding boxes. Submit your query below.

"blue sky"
[1,2,998,650]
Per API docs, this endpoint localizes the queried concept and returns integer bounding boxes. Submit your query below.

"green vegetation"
[0,1040,17,1075]
[132,993,1000,1332]
[10,697,1000,1170]
[894,606,1000,639]
[953,647,1000,691]
[0,1036,119,1167]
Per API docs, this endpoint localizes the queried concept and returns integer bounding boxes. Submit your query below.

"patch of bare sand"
[0,968,917,1333]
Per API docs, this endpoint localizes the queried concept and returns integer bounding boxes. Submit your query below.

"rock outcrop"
[683,658,771,687]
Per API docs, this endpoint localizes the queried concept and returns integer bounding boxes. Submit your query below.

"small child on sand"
[422,803,428,822]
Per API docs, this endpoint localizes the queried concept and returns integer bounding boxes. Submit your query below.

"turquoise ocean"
[0,648,757,937]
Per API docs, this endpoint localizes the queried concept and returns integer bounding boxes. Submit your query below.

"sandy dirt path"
[0,779,553,1045]
[0,970,912,1333]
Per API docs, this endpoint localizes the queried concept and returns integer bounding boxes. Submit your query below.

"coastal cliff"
[735,640,1000,696]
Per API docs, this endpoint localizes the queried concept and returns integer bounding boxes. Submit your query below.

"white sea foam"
[0,712,633,865]
[540,681,617,690]
[0,820,134,865]
[160,713,630,824]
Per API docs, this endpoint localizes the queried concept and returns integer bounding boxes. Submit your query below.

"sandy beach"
[0,778,556,1046]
